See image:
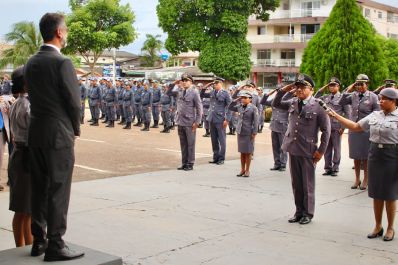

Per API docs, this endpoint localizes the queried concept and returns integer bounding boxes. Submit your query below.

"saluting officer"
[338,74,380,190]
[200,83,212,137]
[104,80,117,128]
[160,84,174,133]
[314,77,351,176]
[89,78,101,126]
[200,77,232,165]
[374,79,397,95]
[260,86,293,172]
[79,78,87,124]
[141,80,153,131]
[273,74,331,225]
[122,83,134,129]
[175,73,203,171]
[151,80,162,128]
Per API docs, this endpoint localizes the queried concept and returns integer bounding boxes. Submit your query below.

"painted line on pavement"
[74,164,113,174]
[156,148,212,157]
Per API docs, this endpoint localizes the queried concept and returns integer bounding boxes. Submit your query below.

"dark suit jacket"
[25,45,80,149]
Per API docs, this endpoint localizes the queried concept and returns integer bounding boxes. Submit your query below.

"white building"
[247,0,398,88]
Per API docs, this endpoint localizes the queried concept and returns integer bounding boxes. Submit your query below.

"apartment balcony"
[252,59,300,73]
[248,10,328,25]
[248,33,315,44]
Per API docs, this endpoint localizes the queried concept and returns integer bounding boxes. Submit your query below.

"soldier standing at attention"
[141,80,153,131]
[89,78,101,126]
[104,80,117,128]
[99,79,107,121]
[116,80,126,125]
[78,78,87,124]
[338,74,380,190]
[122,83,134,129]
[314,77,351,176]
[257,88,265,133]
[175,73,203,171]
[200,82,212,137]
[201,77,232,165]
[160,84,174,133]
[151,80,162,128]
[273,74,331,225]
[133,81,143,127]
[260,86,292,172]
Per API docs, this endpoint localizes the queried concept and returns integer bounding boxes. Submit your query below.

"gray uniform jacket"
[175,86,203,126]
[201,88,232,123]
[314,91,351,130]
[116,87,125,105]
[261,93,293,133]
[80,84,87,102]
[141,89,153,106]
[89,86,101,106]
[104,88,117,107]
[228,103,259,135]
[152,88,162,106]
[160,93,174,111]
[273,91,331,158]
[122,90,134,107]
[338,90,379,122]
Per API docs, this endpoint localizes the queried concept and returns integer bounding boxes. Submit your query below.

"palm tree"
[141,34,163,67]
[0,21,42,69]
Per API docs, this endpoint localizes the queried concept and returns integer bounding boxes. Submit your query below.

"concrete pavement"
[0,152,397,265]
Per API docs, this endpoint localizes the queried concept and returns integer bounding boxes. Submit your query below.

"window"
[257,49,271,60]
[365,8,370,18]
[281,49,295,59]
[378,11,382,19]
[387,12,394,22]
[282,1,290,10]
[257,26,266,35]
[301,24,320,34]
[387,33,398,39]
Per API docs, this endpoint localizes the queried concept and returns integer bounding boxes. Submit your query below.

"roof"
[357,0,398,13]
[82,50,139,58]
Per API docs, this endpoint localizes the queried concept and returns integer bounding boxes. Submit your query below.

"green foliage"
[381,37,398,82]
[0,22,42,69]
[65,0,137,73]
[141,34,163,67]
[157,0,279,81]
[300,0,388,89]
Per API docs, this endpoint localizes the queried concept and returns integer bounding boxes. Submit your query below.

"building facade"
[248,0,398,88]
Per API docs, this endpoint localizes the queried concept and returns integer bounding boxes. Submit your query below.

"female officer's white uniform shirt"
[358,108,398,144]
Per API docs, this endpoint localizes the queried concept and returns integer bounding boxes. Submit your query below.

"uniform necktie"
[298,100,304,113]
[331,95,334,101]
[359,93,364,101]
[183,89,186,98]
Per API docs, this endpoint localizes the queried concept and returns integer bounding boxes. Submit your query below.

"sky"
[0,0,397,55]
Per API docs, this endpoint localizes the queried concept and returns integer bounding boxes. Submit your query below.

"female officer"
[228,90,259,177]
[329,87,398,241]
[338,74,379,190]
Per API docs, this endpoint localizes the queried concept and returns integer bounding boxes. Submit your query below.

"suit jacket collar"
[40,45,61,55]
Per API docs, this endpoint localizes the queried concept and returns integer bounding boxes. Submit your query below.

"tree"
[141,34,163,67]
[381,37,398,82]
[300,0,388,89]
[0,22,42,69]
[157,0,279,81]
[64,0,137,75]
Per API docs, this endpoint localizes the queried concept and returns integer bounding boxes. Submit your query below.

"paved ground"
[0,130,397,264]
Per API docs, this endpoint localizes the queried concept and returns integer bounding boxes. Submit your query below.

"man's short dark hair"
[39,13,65,42]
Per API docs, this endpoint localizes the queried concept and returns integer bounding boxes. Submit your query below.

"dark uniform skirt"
[348,131,370,160]
[237,134,254,154]
[8,143,31,214]
[368,143,398,201]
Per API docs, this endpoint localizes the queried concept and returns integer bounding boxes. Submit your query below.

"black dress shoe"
[383,230,395,241]
[184,165,193,171]
[31,240,48,256]
[270,166,281,171]
[299,216,312,225]
[177,165,186,170]
[44,245,85,262]
[236,172,245,177]
[208,160,217,164]
[331,171,338,177]
[367,227,384,239]
[216,160,224,165]
[322,170,333,176]
[278,167,286,172]
[288,216,302,223]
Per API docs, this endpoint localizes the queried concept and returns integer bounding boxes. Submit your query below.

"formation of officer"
[151,81,162,128]
[273,74,331,225]
[79,78,87,124]
[314,77,351,176]
[88,78,101,126]
[103,80,117,128]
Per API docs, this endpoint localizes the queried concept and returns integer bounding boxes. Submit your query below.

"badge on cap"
[298,74,305,81]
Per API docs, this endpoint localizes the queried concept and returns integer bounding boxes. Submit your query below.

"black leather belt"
[371,143,398,149]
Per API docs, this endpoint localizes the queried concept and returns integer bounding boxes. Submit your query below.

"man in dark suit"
[24,13,84,261]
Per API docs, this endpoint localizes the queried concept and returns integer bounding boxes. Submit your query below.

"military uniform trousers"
[152,102,160,122]
[29,146,74,249]
[134,103,142,120]
[123,103,133,122]
[203,107,210,129]
[210,122,227,161]
[142,105,152,123]
[117,104,124,118]
[324,130,342,172]
[161,106,172,127]
[106,103,116,121]
[289,154,316,218]
[271,131,288,167]
[89,102,100,119]
[178,125,196,166]
[80,101,85,120]
[100,100,106,117]
[229,113,238,129]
